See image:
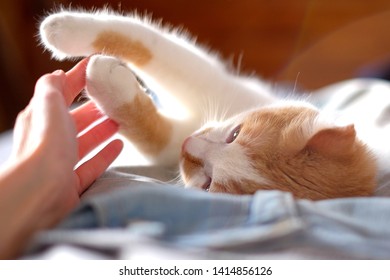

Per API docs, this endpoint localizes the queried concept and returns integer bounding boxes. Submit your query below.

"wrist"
[0,154,69,258]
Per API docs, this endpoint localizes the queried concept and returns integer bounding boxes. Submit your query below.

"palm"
[0,58,123,258]
[13,58,123,212]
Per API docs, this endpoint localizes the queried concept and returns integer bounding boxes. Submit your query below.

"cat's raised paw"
[86,55,141,113]
[40,12,99,59]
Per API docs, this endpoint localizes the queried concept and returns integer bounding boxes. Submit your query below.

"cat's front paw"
[86,55,141,116]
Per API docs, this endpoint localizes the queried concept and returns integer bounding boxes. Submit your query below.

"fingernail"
[52,69,65,76]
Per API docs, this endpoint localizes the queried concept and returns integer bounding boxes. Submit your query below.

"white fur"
[86,55,139,111]
[39,10,387,195]
[40,10,276,166]
[40,10,275,117]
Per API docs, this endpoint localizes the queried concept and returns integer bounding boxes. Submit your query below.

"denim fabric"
[27,168,390,259]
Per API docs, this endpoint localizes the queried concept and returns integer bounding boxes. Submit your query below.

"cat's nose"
[181,135,208,158]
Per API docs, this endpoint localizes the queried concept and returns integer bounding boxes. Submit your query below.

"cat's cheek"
[179,153,202,183]
[208,182,225,193]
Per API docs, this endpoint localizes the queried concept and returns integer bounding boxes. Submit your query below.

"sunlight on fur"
[40,9,382,200]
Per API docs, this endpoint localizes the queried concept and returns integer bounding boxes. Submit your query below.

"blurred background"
[0,0,390,133]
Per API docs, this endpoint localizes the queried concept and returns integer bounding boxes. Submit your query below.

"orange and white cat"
[40,10,377,200]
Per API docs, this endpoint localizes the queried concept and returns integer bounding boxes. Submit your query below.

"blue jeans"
[32,168,390,259]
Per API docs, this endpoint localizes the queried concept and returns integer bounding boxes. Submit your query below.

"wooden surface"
[0,0,389,132]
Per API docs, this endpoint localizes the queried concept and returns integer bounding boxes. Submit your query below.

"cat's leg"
[40,11,276,124]
[86,55,191,166]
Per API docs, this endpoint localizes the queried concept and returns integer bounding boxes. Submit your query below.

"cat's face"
[180,102,377,200]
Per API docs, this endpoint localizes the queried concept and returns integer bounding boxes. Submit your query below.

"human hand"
[8,58,123,228]
[0,58,124,259]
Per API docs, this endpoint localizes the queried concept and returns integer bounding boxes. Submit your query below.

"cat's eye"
[226,125,241,144]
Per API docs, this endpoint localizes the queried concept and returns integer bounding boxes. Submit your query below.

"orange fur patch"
[93,31,152,66]
[115,88,172,156]
[237,106,377,200]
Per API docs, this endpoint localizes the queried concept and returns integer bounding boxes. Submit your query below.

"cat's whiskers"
[200,95,230,126]
[165,171,183,186]
[292,72,301,96]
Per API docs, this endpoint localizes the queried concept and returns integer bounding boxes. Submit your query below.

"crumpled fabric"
[28,168,390,260]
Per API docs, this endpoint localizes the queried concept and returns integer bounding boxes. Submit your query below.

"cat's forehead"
[235,102,322,150]
[200,101,320,134]
[242,102,318,126]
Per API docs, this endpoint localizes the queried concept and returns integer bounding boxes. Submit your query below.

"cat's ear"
[305,124,356,156]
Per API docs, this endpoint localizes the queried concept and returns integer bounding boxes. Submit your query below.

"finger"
[75,139,124,192]
[71,101,104,132]
[63,57,90,105]
[11,107,32,157]
[78,118,119,159]
[34,71,66,100]
[32,73,76,135]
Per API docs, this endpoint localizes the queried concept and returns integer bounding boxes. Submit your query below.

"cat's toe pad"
[86,55,140,110]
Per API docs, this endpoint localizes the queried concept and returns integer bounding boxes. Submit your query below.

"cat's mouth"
[202,176,212,192]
